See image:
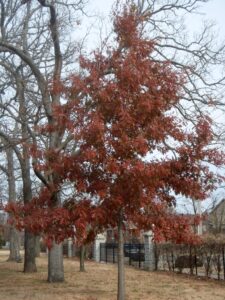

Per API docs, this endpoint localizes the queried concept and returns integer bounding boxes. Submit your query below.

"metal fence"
[155,243,225,281]
[99,242,225,281]
[100,243,145,268]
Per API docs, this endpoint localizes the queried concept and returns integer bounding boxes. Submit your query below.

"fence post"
[144,231,155,271]
[139,243,141,268]
[93,233,106,262]
[128,244,131,265]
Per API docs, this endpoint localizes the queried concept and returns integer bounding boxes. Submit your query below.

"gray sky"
[86,0,225,23]
[203,0,225,27]
[186,0,225,41]
[87,0,225,17]
[80,0,225,54]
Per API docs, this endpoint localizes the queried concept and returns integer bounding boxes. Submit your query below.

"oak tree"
[52,5,223,299]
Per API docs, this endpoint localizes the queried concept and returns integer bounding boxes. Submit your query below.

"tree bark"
[8,227,21,262]
[24,231,37,272]
[117,210,125,300]
[35,236,41,257]
[22,166,37,272]
[22,156,37,272]
[67,238,72,258]
[48,241,64,282]
[46,190,64,282]
[18,74,37,273]
[80,245,85,272]
[5,147,21,262]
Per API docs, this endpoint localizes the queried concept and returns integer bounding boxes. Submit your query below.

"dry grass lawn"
[0,250,225,300]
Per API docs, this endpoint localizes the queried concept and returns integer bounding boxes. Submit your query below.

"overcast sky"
[81,0,225,49]
[86,0,225,24]
[202,0,225,28]
[87,0,225,17]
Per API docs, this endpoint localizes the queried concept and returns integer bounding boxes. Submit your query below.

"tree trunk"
[22,167,37,272]
[6,147,21,262]
[35,236,41,257]
[67,238,73,258]
[24,231,37,272]
[48,241,64,282]
[16,63,37,273]
[8,227,21,262]
[117,210,125,300]
[80,245,85,272]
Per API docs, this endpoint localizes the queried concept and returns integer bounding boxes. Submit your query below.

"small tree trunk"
[21,156,37,272]
[48,241,64,282]
[24,230,37,272]
[80,245,86,272]
[35,236,41,257]
[8,226,21,262]
[67,238,73,258]
[17,75,37,273]
[6,147,22,262]
[117,210,125,300]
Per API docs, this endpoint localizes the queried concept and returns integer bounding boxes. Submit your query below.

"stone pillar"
[93,233,106,262]
[144,231,155,271]
[67,238,73,258]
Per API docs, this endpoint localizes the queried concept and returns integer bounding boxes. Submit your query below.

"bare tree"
[0,0,86,281]
[0,141,21,262]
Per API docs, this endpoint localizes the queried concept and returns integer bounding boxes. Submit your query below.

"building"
[206,199,225,234]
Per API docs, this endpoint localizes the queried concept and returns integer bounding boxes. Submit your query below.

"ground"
[0,250,225,300]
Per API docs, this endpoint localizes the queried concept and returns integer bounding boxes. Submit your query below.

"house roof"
[208,199,225,215]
